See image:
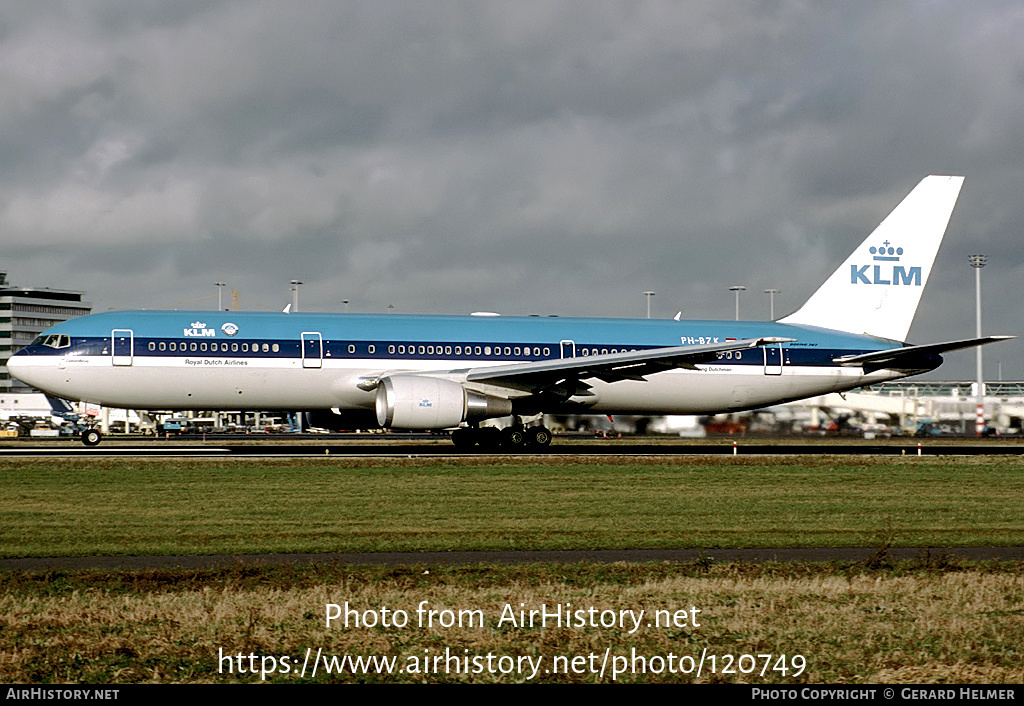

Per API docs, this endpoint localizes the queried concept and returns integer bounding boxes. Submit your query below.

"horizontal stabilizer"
[833,335,1014,369]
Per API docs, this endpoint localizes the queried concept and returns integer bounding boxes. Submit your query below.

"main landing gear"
[450,421,552,451]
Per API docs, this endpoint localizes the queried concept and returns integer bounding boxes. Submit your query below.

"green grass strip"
[1,455,1022,557]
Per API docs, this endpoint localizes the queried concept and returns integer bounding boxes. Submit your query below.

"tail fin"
[779,175,965,342]
[44,395,75,416]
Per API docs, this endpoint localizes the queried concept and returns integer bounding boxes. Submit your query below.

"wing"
[459,337,795,395]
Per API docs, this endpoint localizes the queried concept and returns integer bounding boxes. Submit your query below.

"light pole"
[644,291,655,319]
[342,299,349,313]
[969,255,986,435]
[290,280,303,313]
[214,282,226,311]
[729,286,746,321]
[764,288,781,320]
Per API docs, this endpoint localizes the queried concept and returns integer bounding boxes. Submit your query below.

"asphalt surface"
[3,438,1024,457]
[3,547,1024,573]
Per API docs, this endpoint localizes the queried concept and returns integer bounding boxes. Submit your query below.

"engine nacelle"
[375,375,512,429]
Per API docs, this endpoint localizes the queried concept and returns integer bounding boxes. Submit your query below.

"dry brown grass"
[2,562,1021,683]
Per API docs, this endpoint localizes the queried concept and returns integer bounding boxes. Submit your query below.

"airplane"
[0,393,77,434]
[7,175,1011,448]
[0,393,74,421]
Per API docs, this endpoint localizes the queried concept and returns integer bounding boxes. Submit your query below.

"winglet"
[780,176,965,342]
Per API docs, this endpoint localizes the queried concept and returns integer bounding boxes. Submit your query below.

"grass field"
[2,455,1023,557]
[2,453,1022,684]
[2,561,1022,683]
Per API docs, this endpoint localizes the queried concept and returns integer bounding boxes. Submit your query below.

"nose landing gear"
[81,428,102,447]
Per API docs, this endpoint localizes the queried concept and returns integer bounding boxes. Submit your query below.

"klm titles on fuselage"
[182,322,239,337]
[850,242,921,286]
[184,322,216,337]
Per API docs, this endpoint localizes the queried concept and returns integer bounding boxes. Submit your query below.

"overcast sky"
[2,1,1021,379]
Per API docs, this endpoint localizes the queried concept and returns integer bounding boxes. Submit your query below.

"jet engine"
[375,375,512,429]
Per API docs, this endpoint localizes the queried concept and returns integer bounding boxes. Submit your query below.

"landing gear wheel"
[81,429,102,447]
[501,426,527,448]
[526,426,552,448]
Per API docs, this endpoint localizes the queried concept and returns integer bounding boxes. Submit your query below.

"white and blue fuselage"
[7,176,1010,445]
[8,310,908,413]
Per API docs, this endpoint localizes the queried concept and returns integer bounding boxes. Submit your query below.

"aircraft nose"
[6,349,26,378]
[6,348,48,390]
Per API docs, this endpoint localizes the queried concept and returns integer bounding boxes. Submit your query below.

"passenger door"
[112,329,134,366]
[763,342,784,376]
[302,332,323,369]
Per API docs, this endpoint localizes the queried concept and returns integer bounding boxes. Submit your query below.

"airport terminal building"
[0,272,92,393]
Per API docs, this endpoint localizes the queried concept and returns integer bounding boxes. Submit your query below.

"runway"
[2,437,1024,457]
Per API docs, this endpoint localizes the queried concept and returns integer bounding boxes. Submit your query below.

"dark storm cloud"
[1,1,1021,376]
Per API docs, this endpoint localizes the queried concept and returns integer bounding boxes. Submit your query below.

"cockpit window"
[32,334,71,349]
